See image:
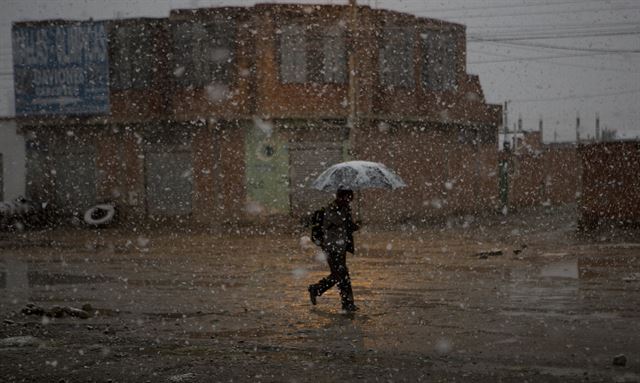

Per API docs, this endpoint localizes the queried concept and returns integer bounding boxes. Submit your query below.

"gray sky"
[2,0,639,142]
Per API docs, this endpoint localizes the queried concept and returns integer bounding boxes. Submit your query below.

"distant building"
[13,4,501,225]
[498,128,579,210]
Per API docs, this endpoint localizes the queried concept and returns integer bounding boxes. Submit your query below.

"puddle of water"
[504,260,581,313]
[27,271,113,286]
[540,259,579,279]
[0,256,29,304]
[2,258,29,291]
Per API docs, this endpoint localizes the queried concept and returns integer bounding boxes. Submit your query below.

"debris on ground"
[82,303,94,312]
[613,354,628,366]
[0,336,41,347]
[168,373,196,382]
[541,252,569,257]
[513,243,528,255]
[0,196,53,230]
[21,303,91,319]
[472,250,503,259]
[83,203,117,227]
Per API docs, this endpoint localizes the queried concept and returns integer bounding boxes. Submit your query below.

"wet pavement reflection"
[1,225,639,382]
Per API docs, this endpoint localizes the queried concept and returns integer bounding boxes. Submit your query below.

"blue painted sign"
[12,21,110,116]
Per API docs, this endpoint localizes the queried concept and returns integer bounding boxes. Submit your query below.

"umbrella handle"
[354,192,362,225]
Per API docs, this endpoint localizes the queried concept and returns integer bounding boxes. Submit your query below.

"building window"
[421,30,457,91]
[319,24,347,83]
[279,22,347,84]
[110,24,156,90]
[379,26,415,88]
[280,24,307,83]
[172,18,236,87]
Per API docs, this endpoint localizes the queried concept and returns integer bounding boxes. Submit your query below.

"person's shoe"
[342,303,359,312]
[308,285,317,305]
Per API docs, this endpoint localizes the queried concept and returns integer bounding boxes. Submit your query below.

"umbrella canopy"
[310,160,407,192]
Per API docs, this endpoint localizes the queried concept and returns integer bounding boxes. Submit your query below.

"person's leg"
[335,256,356,310]
[308,250,340,304]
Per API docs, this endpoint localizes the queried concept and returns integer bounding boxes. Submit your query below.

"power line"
[472,39,640,54]
[419,0,634,14]
[510,88,640,103]
[468,37,639,60]
[469,50,613,64]
[468,29,640,42]
[468,49,639,72]
[417,4,640,19]
[532,60,640,73]
[468,20,640,31]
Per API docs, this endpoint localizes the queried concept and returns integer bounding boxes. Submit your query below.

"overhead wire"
[472,39,640,53]
[414,0,635,14]
[468,20,640,31]
[416,4,640,19]
[469,50,615,63]
[468,36,637,57]
[467,48,640,73]
[468,29,640,42]
[510,88,640,103]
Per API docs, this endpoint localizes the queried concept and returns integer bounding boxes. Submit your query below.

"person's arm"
[346,209,359,232]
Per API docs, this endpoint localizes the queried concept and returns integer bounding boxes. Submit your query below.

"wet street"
[1,209,640,382]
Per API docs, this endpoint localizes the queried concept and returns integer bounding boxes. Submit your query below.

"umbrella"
[310,160,406,191]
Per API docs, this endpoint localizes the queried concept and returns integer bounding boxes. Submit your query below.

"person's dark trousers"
[311,248,354,308]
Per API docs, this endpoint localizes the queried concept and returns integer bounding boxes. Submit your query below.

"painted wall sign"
[12,21,110,116]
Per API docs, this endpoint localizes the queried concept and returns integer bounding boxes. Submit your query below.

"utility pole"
[595,112,600,142]
[516,114,522,151]
[539,115,543,145]
[347,0,358,158]
[502,101,509,150]
[347,0,360,218]
[576,111,581,144]
[499,101,510,214]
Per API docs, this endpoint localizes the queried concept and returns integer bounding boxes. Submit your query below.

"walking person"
[308,189,360,312]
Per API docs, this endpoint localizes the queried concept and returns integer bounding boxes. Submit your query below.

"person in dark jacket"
[308,189,360,312]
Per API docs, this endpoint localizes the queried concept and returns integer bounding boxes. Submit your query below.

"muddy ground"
[1,207,639,382]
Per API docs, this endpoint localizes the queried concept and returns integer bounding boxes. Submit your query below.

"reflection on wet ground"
[505,259,581,315]
[1,226,639,382]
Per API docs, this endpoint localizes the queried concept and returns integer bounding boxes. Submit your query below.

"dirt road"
[1,208,639,382]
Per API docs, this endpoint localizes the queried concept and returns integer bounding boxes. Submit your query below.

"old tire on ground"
[83,204,116,226]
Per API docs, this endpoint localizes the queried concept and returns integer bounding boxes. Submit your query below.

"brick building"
[504,131,579,210]
[579,141,640,229]
[14,4,501,226]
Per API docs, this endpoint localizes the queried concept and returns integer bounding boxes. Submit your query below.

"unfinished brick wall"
[507,145,578,210]
[579,141,640,228]
[356,122,499,224]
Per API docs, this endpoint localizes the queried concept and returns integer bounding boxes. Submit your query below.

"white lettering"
[32,67,85,87]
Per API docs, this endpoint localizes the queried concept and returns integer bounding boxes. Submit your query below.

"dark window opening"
[109,23,156,90]
[379,26,415,88]
[421,30,458,92]
[279,22,347,84]
[172,17,236,87]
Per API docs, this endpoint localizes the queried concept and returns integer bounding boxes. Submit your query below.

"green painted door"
[245,125,289,214]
